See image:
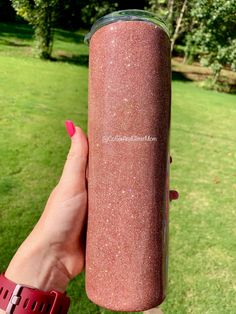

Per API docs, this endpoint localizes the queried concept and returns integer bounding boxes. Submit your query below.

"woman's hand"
[3,119,178,300]
[5,121,88,293]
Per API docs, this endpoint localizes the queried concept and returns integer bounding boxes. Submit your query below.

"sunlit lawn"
[0,22,235,314]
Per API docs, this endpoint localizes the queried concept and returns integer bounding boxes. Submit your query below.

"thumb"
[58,120,88,194]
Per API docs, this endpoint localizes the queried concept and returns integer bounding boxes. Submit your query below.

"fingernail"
[65,120,76,137]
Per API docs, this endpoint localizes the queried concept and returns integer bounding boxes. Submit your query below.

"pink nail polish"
[65,120,76,137]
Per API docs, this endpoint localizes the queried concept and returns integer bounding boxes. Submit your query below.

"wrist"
[0,273,71,314]
[5,236,70,293]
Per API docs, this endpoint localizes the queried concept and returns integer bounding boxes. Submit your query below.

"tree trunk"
[167,0,174,34]
[171,0,188,53]
[212,68,221,86]
[35,7,54,59]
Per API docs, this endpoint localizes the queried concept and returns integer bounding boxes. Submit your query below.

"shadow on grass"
[174,125,236,143]
[0,23,85,44]
[52,54,89,67]
[172,71,192,82]
[0,22,34,41]
[54,28,86,44]
[0,38,29,47]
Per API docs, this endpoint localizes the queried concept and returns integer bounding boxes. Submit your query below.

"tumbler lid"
[84,9,170,44]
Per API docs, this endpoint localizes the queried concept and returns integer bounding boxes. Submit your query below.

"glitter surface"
[86,20,171,312]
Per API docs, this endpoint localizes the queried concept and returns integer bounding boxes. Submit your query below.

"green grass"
[0,22,236,314]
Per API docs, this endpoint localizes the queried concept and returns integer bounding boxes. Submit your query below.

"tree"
[185,0,236,84]
[170,0,187,52]
[81,0,118,26]
[55,0,148,30]
[146,0,236,88]
[146,0,190,52]
[0,0,16,22]
[11,0,59,59]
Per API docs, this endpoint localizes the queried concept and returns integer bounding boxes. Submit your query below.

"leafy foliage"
[11,0,59,59]
[81,0,118,26]
[7,0,236,88]
[146,0,236,85]
[146,0,190,42]
[185,0,236,83]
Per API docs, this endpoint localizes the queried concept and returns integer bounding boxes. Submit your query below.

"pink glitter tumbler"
[85,10,171,312]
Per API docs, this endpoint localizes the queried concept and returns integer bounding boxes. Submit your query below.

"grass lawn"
[0,22,236,314]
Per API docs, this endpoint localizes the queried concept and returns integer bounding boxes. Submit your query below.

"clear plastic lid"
[84,9,169,44]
